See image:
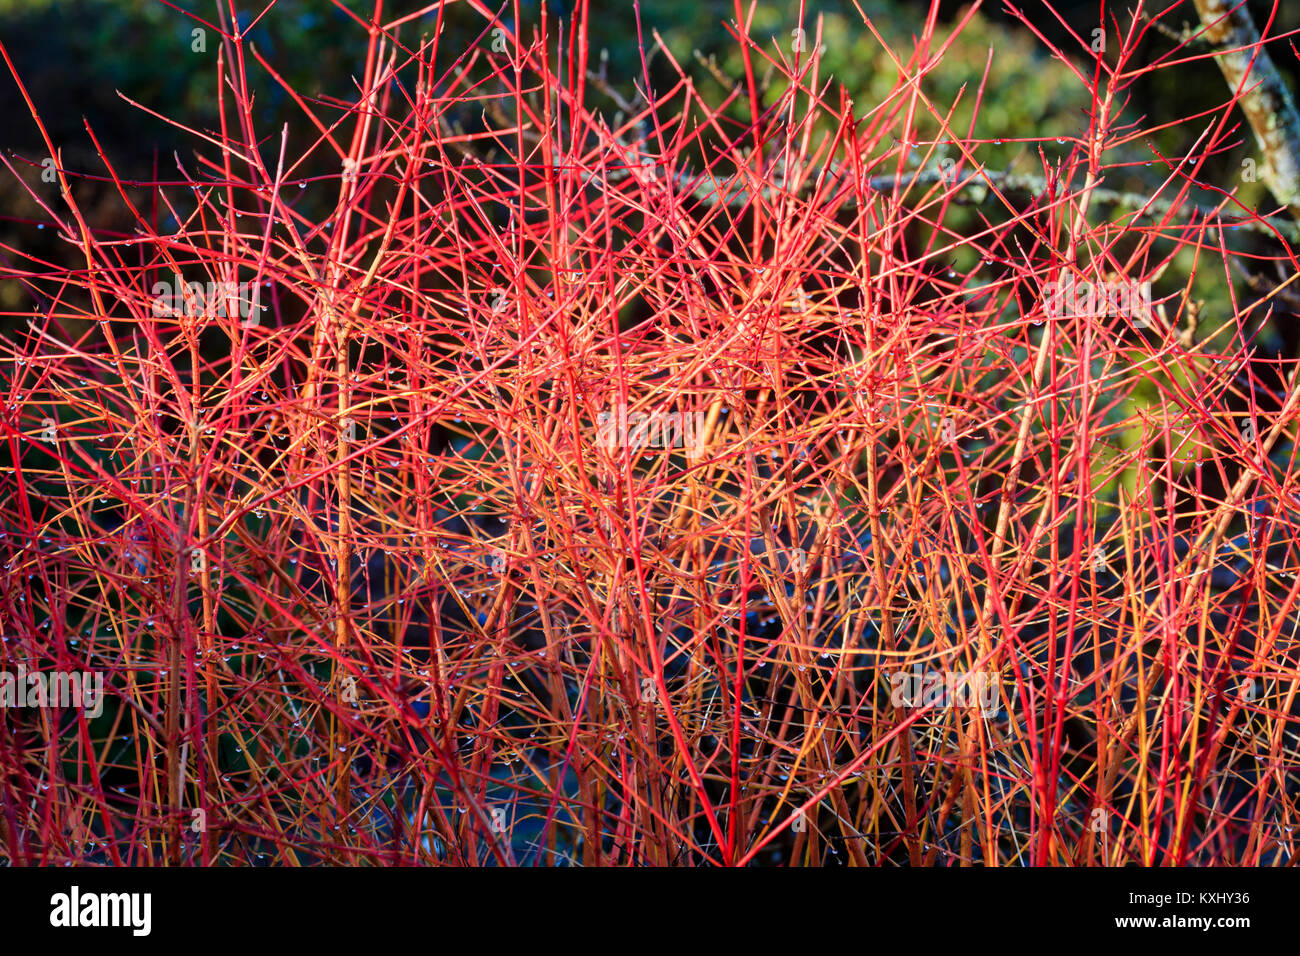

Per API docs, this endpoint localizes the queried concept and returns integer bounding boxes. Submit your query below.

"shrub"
[2,0,1299,866]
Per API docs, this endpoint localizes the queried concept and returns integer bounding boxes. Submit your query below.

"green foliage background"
[2,1,1297,379]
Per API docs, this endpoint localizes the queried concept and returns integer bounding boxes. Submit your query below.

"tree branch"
[1194,0,1300,220]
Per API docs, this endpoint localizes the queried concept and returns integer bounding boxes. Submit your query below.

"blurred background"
[2,0,1300,404]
